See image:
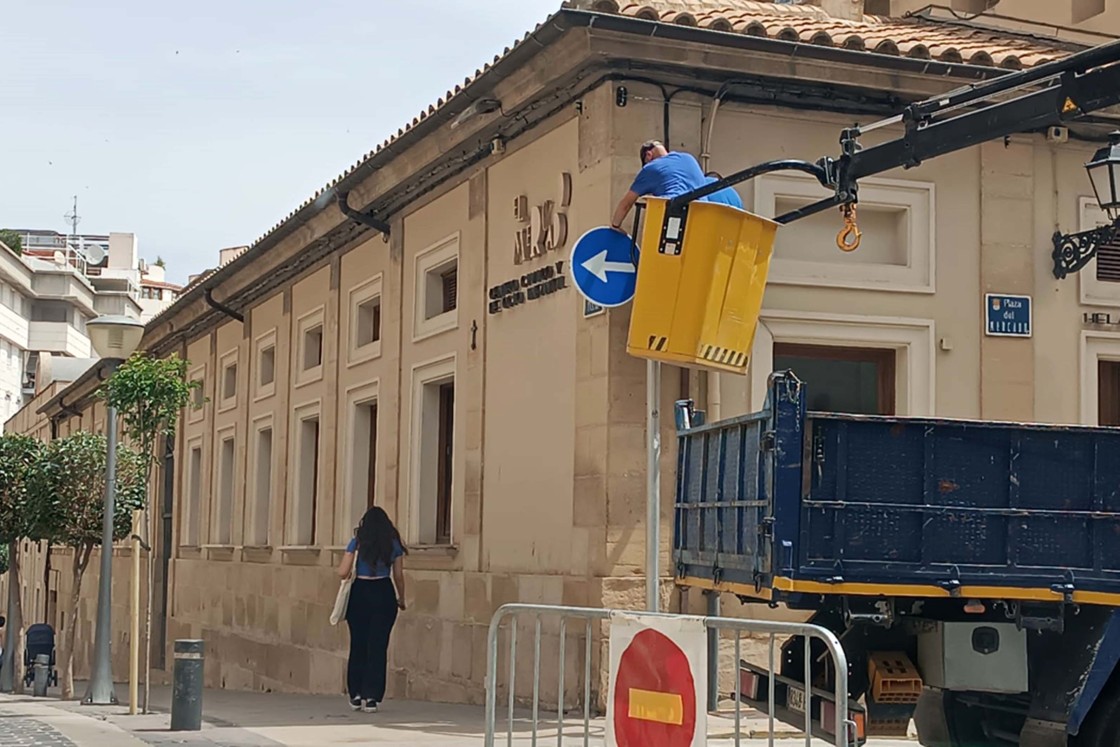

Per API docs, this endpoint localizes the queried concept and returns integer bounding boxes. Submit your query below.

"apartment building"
[17,229,183,322]
[6,0,1120,708]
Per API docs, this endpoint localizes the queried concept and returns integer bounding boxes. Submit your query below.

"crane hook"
[837,203,862,252]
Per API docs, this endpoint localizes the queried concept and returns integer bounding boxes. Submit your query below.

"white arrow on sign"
[582,249,636,283]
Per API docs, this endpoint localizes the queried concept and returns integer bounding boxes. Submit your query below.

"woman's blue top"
[346,537,403,578]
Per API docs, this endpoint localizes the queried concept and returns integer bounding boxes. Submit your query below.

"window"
[414,236,459,339]
[436,383,454,543]
[303,325,323,371]
[426,261,458,319]
[346,401,379,536]
[214,436,235,545]
[191,384,204,410]
[249,426,273,545]
[1097,242,1120,283]
[773,343,896,416]
[184,445,202,546]
[291,415,320,545]
[356,297,382,347]
[348,276,384,365]
[259,345,275,387]
[415,369,455,545]
[222,362,237,402]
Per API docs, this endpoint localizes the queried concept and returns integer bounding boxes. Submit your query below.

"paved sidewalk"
[3,684,918,746]
[0,693,147,746]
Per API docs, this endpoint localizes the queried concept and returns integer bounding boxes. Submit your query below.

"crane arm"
[666,37,1120,227]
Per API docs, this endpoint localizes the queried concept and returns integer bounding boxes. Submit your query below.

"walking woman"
[337,506,407,712]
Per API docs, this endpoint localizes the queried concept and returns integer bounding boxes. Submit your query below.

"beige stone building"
[6,0,1120,708]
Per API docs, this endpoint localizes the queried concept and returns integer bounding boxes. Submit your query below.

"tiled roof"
[591,0,1081,70]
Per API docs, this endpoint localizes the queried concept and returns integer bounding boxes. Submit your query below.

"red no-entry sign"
[607,613,707,747]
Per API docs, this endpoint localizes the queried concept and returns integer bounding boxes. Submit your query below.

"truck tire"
[1073,685,1120,747]
[943,695,989,747]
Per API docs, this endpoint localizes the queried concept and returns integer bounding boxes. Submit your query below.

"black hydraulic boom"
[667,36,1120,226]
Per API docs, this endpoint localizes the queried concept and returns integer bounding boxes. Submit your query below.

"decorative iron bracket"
[1052,220,1120,279]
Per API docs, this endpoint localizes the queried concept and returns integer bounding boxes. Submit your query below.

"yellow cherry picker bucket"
[626,197,779,375]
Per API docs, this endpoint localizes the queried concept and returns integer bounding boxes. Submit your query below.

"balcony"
[27,322,91,358]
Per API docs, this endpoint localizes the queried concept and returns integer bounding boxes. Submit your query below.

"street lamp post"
[82,315,145,707]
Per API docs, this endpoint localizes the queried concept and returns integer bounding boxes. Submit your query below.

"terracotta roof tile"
[602,0,1078,69]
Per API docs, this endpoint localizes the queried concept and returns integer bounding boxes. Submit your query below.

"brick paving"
[0,705,76,747]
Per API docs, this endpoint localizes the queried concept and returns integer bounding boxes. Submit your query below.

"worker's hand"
[609,224,628,235]
[397,599,407,611]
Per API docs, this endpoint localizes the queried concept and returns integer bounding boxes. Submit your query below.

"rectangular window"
[185,446,202,546]
[436,383,454,543]
[215,436,235,544]
[191,381,204,410]
[441,267,458,314]
[293,416,320,545]
[259,345,276,387]
[415,372,455,545]
[251,427,273,545]
[222,363,237,401]
[303,325,323,371]
[1097,242,1120,283]
[356,297,382,348]
[424,259,459,320]
[347,401,379,536]
[773,343,896,416]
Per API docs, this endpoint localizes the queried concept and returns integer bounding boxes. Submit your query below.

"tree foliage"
[0,543,7,575]
[27,432,147,548]
[100,352,200,476]
[0,230,22,256]
[0,434,43,544]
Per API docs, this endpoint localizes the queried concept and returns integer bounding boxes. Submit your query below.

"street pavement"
[0,685,920,746]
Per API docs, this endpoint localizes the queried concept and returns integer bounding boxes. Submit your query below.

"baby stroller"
[23,623,58,695]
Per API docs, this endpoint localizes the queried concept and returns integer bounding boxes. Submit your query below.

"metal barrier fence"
[484,603,855,747]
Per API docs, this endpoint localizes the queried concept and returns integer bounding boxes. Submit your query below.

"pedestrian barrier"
[484,603,858,747]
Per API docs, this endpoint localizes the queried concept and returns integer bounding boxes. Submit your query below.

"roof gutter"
[204,287,244,324]
[336,191,392,237]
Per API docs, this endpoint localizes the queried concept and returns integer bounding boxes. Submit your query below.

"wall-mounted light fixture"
[450,98,502,130]
[1053,131,1120,279]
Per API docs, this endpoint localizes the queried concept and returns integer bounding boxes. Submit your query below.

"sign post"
[606,612,707,747]
[570,227,659,610]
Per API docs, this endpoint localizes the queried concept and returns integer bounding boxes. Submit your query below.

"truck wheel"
[943,694,988,747]
[1073,685,1120,747]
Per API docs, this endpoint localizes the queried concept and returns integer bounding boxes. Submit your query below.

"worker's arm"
[392,555,407,610]
[610,190,640,232]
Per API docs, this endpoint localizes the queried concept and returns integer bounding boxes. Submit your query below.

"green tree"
[154,256,166,269]
[0,230,22,255]
[0,544,8,575]
[0,434,43,693]
[27,432,146,699]
[100,352,200,710]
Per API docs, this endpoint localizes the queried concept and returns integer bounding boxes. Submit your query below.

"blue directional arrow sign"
[569,227,638,308]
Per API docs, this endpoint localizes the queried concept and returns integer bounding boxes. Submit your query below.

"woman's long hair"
[355,506,407,569]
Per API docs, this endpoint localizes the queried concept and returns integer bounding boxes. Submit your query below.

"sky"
[2,0,564,284]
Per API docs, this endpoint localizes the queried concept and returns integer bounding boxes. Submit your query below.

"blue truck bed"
[674,372,1120,606]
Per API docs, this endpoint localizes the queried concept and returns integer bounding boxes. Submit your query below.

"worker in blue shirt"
[610,140,743,232]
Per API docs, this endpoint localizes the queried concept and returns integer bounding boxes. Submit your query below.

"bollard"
[32,654,50,697]
[170,640,204,731]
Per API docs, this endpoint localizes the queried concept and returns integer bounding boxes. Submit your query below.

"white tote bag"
[330,550,357,626]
